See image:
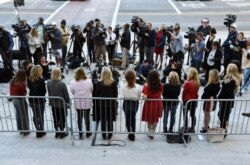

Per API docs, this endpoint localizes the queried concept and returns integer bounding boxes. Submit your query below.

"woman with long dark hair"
[10,69,30,136]
[142,70,163,139]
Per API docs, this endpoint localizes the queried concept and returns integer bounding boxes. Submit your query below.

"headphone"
[201,18,209,23]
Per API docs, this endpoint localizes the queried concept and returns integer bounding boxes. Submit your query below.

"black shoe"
[79,133,83,140]
[200,129,207,133]
[102,134,106,140]
[86,133,92,138]
[60,132,69,139]
[242,113,250,117]
[37,132,46,138]
[95,63,99,67]
[147,135,154,140]
[163,127,167,133]
[128,134,135,141]
[23,132,30,136]
[55,133,60,139]
[108,133,113,140]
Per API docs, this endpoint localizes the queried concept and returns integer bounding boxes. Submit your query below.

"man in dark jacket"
[0,26,14,69]
[92,22,107,66]
[120,23,131,69]
[72,25,85,59]
[83,20,95,62]
[144,22,156,64]
[49,22,63,69]
[222,23,238,75]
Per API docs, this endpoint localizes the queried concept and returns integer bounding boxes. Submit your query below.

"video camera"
[113,24,122,39]
[224,14,237,27]
[71,24,81,33]
[45,24,55,33]
[130,16,146,33]
[184,27,196,44]
[11,23,29,36]
[163,26,174,43]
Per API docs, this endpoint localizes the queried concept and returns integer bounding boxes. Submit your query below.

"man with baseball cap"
[48,21,63,71]
[222,23,238,76]
[59,19,69,67]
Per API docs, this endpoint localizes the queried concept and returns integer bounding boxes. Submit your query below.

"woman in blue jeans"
[122,70,142,141]
[162,71,181,133]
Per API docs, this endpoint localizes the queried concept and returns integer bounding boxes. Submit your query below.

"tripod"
[237,73,250,97]
[67,31,91,72]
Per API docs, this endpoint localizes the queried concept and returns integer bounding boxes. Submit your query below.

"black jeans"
[30,103,45,131]
[123,100,139,134]
[76,109,90,132]
[183,101,197,130]
[51,107,67,131]
[101,119,113,138]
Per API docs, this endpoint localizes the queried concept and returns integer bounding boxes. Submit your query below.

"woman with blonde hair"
[47,67,70,139]
[182,67,200,132]
[200,69,220,133]
[70,67,93,139]
[218,63,240,130]
[162,71,181,133]
[93,66,118,140]
[10,69,30,136]
[27,65,47,138]
[28,28,43,64]
[122,69,141,141]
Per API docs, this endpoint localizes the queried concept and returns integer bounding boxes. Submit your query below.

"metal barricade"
[0,96,69,138]
[70,97,183,145]
[182,99,250,147]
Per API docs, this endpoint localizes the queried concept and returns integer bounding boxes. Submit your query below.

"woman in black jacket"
[218,64,240,129]
[200,69,220,133]
[205,41,222,81]
[27,65,47,138]
[162,71,181,133]
[93,66,118,140]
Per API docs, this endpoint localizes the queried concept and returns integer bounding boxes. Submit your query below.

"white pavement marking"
[226,2,250,7]
[44,1,70,24]
[180,2,206,8]
[221,0,245,1]
[111,0,121,28]
[0,0,11,5]
[168,0,182,15]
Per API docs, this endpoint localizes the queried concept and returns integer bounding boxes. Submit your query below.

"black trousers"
[106,44,116,62]
[101,118,113,138]
[183,101,197,129]
[51,107,67,131]
[76,109,90,132]
[30,103,45,131]
[123,100,138,134]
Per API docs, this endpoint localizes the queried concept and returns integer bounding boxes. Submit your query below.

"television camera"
[224,14,237,27]
[113,24,122,39]
[184,27,196,45]
[130,16,147,33]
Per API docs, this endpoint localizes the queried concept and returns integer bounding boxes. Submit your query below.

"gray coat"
[47,80,70,108]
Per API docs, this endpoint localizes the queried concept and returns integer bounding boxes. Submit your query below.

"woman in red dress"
[154,24,166,70]
[142,70,163,139]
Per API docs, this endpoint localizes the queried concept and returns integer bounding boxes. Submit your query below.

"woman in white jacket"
[28,28,43,64]
[70,67,93,139]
